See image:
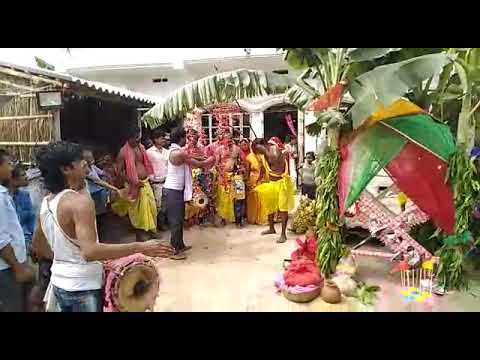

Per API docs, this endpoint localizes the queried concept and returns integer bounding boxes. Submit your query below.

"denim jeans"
[234,200,245,225]
[53,286,103,312]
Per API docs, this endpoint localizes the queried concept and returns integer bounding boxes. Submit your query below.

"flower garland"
[209,103,241,188]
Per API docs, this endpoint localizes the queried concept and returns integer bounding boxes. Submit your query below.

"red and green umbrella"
[338,100,456,233]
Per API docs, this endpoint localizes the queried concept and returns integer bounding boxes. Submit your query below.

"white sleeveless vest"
[40,189,103,291]
[164,144,186,191]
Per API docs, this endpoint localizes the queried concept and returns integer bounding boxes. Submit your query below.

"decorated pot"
[321,280,342,304]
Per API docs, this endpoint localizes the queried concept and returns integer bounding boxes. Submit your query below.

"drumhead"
[114,263,160,312]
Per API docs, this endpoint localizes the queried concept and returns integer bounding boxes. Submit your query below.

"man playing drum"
[32,142,173,312]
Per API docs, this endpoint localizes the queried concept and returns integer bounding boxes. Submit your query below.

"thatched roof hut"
[0,60,155,163]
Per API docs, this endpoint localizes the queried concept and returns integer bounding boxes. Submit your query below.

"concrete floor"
[99,177,480,312]
[146,224,480,312]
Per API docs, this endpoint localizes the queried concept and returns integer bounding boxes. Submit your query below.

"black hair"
[37,141,84,194]
[170,127,186,144]
[252,138,266,147]
[0,148,10,165]
[306,151,316,160]
[126,125,141,139]
[151,128,166,140]
[12,163,26,178]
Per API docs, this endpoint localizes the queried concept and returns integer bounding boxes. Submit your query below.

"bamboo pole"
[0,114,52,120]
[0,79,36,92]
[15,113,20,158]
[0,67,62,87]
[0,141,49,146]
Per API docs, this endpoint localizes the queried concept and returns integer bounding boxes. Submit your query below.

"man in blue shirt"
[83,148,109,215]
[0,149,35,312]
[9,164,35,255]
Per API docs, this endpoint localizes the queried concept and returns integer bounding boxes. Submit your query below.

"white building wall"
[304,111,319,154]
[250,112,264,140]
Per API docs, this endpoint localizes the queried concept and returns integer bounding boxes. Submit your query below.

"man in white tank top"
[163,127,215,260]
[32,142,174,312]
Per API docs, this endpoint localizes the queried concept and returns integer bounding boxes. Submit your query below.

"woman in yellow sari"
[245,139,268,225]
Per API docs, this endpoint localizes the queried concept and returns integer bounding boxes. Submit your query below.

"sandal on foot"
[179,246,192,253]
[170,252,187,260]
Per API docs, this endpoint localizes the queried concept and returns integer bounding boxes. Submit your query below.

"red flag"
[386,142,455,234]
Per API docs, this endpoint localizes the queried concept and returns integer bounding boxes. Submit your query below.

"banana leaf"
[143,69,294,128]
[347,48,402,62]
[349,53,454,129]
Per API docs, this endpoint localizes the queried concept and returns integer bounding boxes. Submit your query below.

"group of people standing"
[0,120,310,312]
[171,127,298,244]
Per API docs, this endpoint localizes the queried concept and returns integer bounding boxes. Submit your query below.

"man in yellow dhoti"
[112,127,157,241]
[245,139,268,225]
[214,132,240,225]
[111,179,157,235]
[253,138,295,243]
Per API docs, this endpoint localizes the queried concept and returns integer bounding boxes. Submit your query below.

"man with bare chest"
[214,132,241,224]
[114,127,157,241]
[253,138,296,243]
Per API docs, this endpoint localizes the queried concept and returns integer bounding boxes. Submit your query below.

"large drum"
[103,254,160,312]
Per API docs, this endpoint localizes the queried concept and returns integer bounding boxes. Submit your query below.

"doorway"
[263,104,298,143]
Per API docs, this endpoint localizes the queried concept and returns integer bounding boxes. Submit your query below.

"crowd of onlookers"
[0,125,318,312]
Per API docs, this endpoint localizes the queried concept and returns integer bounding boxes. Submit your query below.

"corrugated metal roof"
[69,76,156,104]
[0,60,156,105]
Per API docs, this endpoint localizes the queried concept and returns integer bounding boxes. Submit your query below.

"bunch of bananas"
[291,196,316,234]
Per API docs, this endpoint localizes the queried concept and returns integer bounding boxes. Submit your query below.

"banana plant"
[281,48,453,134]
[451,49,480,150]
[143,69,295,128]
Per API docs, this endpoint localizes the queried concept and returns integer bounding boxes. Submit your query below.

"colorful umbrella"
[338,99,456,234]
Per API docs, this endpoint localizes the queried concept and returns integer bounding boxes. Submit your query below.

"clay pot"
[321,280,342,304]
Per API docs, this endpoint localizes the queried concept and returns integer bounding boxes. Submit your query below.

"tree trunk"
[456,96,475,152]
[327,127,340,150]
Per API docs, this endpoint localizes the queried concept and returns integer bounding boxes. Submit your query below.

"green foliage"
[354,281,381,306]
[347,48,402,62]
[436,245,469,290]
[409,221,442,254]
[348,53,453,129]
[282,48,406,111]
[34,57,55,71]
[436,147,480,290]
[314,148,346,277]
[449,146,480,233]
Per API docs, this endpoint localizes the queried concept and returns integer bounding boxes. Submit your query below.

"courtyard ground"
[101,214,480,312]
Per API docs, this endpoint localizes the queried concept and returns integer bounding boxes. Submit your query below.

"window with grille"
[201,112,251,144]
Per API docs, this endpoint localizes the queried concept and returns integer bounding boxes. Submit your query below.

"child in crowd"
[232,157,246,228]
[300,152,316,200]
[84,149,110,216]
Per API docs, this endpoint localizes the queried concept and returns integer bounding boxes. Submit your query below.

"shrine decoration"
[338,99,456,234]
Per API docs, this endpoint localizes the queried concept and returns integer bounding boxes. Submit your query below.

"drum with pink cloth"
[103,254,160,312]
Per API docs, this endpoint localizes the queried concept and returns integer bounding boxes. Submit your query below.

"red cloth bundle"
[291,237,317,261]
[283,259,322,287]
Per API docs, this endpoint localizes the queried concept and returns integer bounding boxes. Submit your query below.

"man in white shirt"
[0,149,35,312]
[146,129,169,230]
